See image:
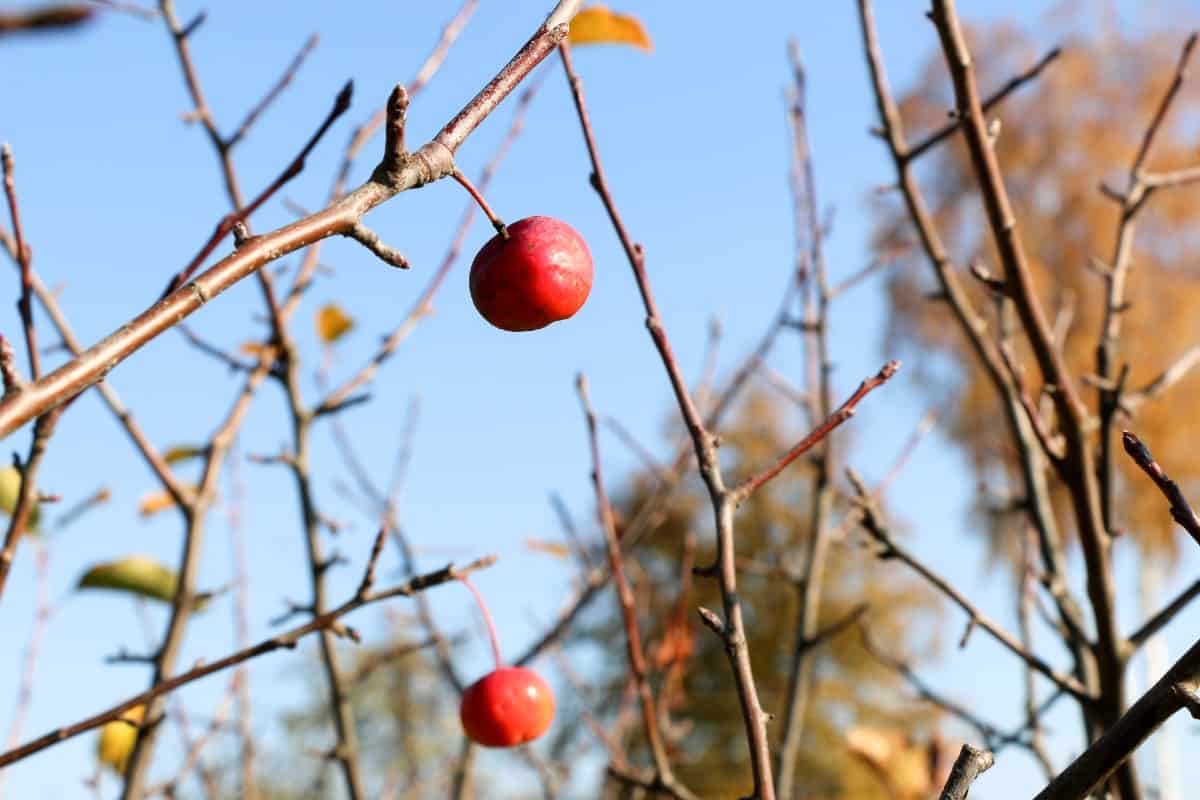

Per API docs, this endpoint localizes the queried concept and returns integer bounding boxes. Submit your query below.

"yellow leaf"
[845,726,937,800]
[524,538,571,559]
[163,444,205,465]
[0,465,41,531]
[568,5,652,52]
[97,705,144,774]
[239,341,273,358]
[316,303,355,344]
[78,556,179,604]
[138,487,190,518]
[846,725,898,770]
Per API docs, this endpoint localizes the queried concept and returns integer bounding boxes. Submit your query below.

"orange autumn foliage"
[873,12,1200,560]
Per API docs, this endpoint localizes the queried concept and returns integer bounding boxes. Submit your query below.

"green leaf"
[78,556,180,604]
[163,444,205,465]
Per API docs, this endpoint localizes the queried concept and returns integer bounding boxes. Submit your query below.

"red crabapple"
[459,666,555,748]
[469,216,593,332]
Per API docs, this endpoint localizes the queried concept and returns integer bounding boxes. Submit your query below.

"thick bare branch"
[927,6,1132,793]
[939,744,994,800]
[0,1,579,440]
[856,2,1089,673]
[1033,636,1200,800]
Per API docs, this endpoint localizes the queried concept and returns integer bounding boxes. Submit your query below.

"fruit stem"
[452,169,509,239]
[459,575,504,671]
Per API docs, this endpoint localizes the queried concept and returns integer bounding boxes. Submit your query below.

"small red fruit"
[469,216,593,332]
[459,666,555,747]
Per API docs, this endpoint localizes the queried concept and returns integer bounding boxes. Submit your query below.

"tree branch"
[905,47,1061,163]
[938,744,994,800]
[575,374,696,800]
[1121,431,1200,548]
[927,5,1131,793]
[1126,578,1200,653]
[1,145,41,382]
[0,555,495,770]
[1033,636,1200,800]
[0,0,580,440]
[730,360,898,504]
[848,469,1094,703]
[560,39,777,799]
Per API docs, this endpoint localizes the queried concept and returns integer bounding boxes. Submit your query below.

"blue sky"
[1,0,1198,797]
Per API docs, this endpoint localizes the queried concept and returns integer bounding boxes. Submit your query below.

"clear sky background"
[1,1,1198,798]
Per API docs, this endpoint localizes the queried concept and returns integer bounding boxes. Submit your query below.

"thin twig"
[1122,344,1200,414]
[223,450,258,800]
[1019,528,1058,780]
[0,336,23,396]
[143,677,236,798]
[731,360,898,504]
[861,624,1028,754]
[0,542,53,799]
[1096,30,1200,544]
[0,555,496,769]
[328,0,479,199]
[326,411,466,700]
[344,223,408,268]
[1126,578,1200,653]
[560,40,776,800]
[575,375,696,800]
[905,47,1061,163]
[848,469,1093,704]
[1121,431,1200,548]
[0,5,93,35]
[226,34,320,149]
[87,0,156,20]
[161,81,354,297]
[120,362,272,798]
[776,45,844,797]
[0,408,61,602]
[1,145,40,382]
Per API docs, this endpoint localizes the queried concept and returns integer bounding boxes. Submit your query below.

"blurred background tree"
[872,5,1200,562]
[250,391,946,799]
[212,616,464,799]
[582,392,944,798]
